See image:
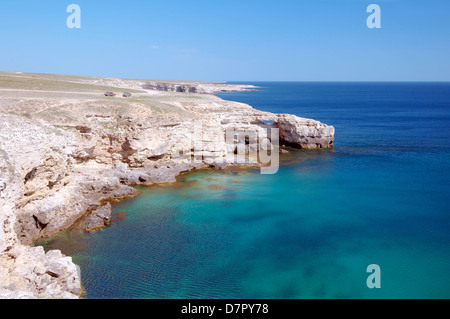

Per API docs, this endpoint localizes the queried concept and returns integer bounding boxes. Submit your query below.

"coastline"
[0,72,334,299]
[35,148,321,299]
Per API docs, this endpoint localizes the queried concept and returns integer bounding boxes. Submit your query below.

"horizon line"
[1,70,449,84]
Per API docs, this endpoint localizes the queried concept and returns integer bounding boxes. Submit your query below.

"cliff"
[0,72,334,298]
[142,81,258,94]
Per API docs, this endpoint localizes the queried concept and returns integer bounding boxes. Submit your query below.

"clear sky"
[0,0,449,81]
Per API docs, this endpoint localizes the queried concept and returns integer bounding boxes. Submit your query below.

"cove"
[37,147,450,299]
[38,82,450,299]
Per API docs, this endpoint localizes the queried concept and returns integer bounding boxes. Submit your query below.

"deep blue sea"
[39,82,450,299]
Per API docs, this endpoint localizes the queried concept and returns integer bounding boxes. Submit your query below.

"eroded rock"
[80,203,112,232]
[0,73,334,299]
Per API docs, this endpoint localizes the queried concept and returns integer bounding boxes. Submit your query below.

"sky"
[0,0,449,81]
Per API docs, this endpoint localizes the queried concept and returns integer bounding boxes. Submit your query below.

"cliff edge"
[0,72,334,298]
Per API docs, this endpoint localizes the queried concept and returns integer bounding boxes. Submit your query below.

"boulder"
[80,203,112,232]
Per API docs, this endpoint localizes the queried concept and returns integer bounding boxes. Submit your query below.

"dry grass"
[0,73,145,93]
[0,72,248,125]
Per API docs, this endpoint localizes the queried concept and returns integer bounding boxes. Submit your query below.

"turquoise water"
[40,82,450,299]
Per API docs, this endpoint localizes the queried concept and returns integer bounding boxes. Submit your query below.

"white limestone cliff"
[0,73,334,299]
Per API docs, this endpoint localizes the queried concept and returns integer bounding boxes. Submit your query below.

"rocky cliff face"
[0,114,82,298]
[0,73,334,299]
[142,81,257,94]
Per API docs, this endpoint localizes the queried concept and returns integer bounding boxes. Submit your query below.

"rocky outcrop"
[0,245,81,299]
[0,115,82,299]
[142,81,258,94]
[0,73,334,299]
[143,83,199,93]
[1,193,81,299]
[79,203,112,232]
[276,114,334,149]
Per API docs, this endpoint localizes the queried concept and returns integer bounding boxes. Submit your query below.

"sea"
[38,82,450,299]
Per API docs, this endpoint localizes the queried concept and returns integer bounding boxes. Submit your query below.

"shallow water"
[39,82,450,299]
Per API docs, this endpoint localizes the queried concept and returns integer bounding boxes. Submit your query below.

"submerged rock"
[112,211,128,223]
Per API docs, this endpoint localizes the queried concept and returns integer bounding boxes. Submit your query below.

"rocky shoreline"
[0,72,334,299]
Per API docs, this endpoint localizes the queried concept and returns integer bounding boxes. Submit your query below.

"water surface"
[40,82,450,298]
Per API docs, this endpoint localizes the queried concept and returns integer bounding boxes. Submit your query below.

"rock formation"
[0,72,334,299]
[142,81,257,94]
[79,203,112,232]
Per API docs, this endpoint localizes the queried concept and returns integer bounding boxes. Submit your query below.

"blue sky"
[0,0,449,81]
